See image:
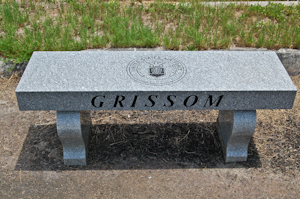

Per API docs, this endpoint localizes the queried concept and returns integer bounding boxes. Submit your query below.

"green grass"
[0,0,299,63]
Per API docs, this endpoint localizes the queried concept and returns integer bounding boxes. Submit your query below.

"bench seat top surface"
[16,51,296,92]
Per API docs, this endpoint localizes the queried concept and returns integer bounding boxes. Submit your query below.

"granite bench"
[16,51,297,166]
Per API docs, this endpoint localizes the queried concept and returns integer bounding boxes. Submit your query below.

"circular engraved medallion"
[127,55,187,85]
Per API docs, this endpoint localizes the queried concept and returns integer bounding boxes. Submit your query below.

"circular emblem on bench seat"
[127,56,187,85]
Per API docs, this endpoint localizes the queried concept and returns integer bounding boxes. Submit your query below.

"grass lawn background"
[0,0,299,63]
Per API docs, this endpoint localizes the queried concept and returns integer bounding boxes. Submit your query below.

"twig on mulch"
[110,140,127,146]
[179,130,190,142]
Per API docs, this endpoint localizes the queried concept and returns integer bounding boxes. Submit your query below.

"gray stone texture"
[217,110,256,162]
[229,47,300,70]
[16,91,296,111]
[277,49,300,70]
[56,111,91,166]
[16,51,297,111]
[2,48,300,77]
[0,59,28,77]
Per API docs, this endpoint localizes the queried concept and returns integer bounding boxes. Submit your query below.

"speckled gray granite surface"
[15,51,296,92]
[1,47,300,76]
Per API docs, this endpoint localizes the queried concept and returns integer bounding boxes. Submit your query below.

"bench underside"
[56,110,256,165]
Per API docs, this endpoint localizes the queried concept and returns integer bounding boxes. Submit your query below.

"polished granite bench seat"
[16,51,297,165]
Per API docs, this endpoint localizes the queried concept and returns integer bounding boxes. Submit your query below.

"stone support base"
[56,110,256,165]
[217,110,256,163]
[56,111,91,166]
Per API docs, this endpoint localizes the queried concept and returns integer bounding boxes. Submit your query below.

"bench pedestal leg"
[56,111,91,166]
[217,110,256,163]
